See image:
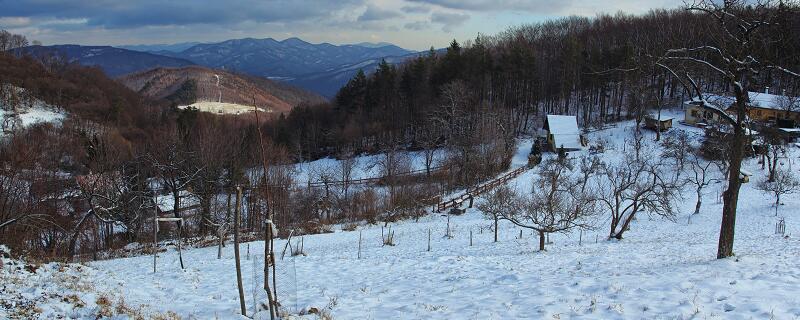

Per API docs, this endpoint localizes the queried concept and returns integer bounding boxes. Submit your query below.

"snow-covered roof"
[154,190,200,213]
[546,115,580,135]
[684,92,799,111]
[546,115,582,150]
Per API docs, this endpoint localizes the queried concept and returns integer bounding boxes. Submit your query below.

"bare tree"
[756,169,800,215]
[597,151,679,240]
[686,150,724,215]
[501,158,597,251]
[146,143,203,231]
[337,148,358,200]
[370,137,411,209]
[661,130,694,179]
[416,123,441,178]
[310,161,337,199]
[759,127,787,182]
[657,0,799,258]
[476,185,515,242]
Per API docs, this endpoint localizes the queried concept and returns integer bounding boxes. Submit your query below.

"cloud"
[0,0,365,29]
[401,5,431,14]
[0,17,32,27]
[358,5,402,22]
[430,12,469,32]
[407,0,568,13]
[404,20,430,30]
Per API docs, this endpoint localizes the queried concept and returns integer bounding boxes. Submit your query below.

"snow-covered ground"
[178,101,271,115]
[0,99,66,136]
[5,111,800,319]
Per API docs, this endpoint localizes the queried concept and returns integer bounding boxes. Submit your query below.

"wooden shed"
[644,116,673,132]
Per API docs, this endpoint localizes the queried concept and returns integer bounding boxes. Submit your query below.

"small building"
[154,190,201,217]
[644,116,673,132]
[543,115,584,152]
[684,91,800,126]
[683,94,736,126]
[743,91,800,123]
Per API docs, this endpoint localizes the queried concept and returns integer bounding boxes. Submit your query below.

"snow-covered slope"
[7,113,800,319]
[0,87,66,136]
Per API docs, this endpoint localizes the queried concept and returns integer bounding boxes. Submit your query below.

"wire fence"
[249,252,299,316]
[276,254,299,315]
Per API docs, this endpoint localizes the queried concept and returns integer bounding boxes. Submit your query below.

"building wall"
[684,103,724,125]
[746,108,800,122]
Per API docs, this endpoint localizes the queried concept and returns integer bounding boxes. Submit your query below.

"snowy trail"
[88,117,800,319]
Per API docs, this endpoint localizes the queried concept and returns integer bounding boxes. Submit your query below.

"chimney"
[765,86,770,94]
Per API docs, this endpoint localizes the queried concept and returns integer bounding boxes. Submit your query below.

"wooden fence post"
[233,186,247,316]
[427,228,431,252]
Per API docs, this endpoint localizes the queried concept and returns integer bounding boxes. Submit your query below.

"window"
[691,110,699,118]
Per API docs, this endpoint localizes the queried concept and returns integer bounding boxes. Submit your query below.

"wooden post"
[233,187,246,316]
[468,196,473,208]
[519,229,523,239]
[427,228,431,252]
[153,211,158,273]
[579,229,583,246]
[177,222,185,269]
[358,230,362,259]
[446,214,451,239]
[469,229,473,246]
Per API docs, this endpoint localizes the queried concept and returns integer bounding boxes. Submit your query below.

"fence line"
[436,166,528,213]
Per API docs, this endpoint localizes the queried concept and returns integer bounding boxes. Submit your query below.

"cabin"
[741,91,800,123]
[683,91,800,126]
[154,190,201,217]
[683,94,736,126]
[543,115,584,152]
[644,116,673,132]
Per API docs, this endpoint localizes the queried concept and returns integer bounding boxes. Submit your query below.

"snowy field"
[3,113,800,319]
[178,101,271,115]
[0,101,66,136]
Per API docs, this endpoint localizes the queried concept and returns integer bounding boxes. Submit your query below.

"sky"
[0,0,681,51]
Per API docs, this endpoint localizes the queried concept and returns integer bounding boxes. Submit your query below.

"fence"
[249,253,299,316]
[436,166,528,213]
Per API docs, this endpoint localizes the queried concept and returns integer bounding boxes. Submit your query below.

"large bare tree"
[657,0,799,258]
[501,158,597,251]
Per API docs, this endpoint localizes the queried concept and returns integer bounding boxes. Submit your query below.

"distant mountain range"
[24,37,422,98]
[118,42,203,53]
[21,45,196,77]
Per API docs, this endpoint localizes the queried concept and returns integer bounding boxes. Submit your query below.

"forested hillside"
[268,8,800,159]
[118,65,326,113]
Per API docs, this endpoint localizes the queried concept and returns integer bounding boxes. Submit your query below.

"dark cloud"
[406,0,568,13]
[0,0,365,29]
[358,5,402,22]
[431,12,469,32]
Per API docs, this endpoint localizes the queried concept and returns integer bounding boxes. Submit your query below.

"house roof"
[545,115,582,150]
[545,115,580,135]
[748,92,800,111]
[154,190,200,213]
[685,92,800,112]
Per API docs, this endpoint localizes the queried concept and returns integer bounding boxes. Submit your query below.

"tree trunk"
[694,187,703,215]
[493,216,498,242]
[538,230,546,251]
[717,90,746,259]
